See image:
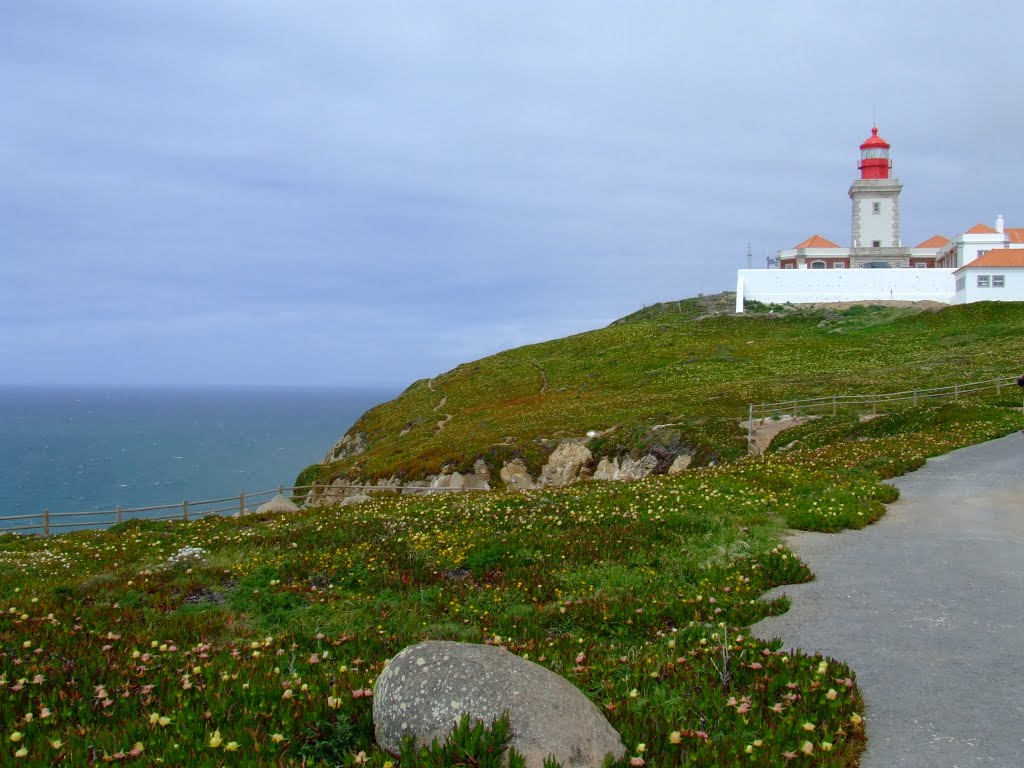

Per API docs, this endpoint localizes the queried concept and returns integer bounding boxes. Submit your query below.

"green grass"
[3,401,1022,766]
[298,298,1024,487]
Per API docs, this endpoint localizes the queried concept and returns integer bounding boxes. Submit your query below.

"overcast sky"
[3,1,1021,388]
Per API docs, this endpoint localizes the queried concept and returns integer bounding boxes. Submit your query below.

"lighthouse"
[849,126,903,257]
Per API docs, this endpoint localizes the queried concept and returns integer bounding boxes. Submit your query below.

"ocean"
[0,387,394,530]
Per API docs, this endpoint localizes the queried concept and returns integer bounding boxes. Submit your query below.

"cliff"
[296,297,1024,498]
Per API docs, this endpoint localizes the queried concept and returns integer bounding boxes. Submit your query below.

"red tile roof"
[913,235,949,248]
[793,234,841,249]
[966,223,998,234]
[1006,228,1024,244]
[954,248,1024,272]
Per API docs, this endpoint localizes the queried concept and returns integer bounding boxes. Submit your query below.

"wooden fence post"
[43,509,49,536]
[239,493,245,516]
[913,389,918,405]
[183,500,189,522]
[871,396,877,416]
[116,506,123,525]
[747,404,754,455]
[954,384,960,401]
[832,395,837,416]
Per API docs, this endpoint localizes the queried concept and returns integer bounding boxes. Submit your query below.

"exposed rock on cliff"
[323,432,367,463]
[591,454,659,481]
[499,458,535,490]
[538,441,593,487]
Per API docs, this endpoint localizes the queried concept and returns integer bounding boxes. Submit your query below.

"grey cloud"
[3,2,1022,385]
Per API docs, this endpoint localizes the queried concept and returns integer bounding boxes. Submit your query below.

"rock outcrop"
[667,453,693,474]
[538,441,593,487]
[323,432,367,463]
[254,494,299,514]
[341,494,372,506]
[499,458,535,490]
[305,438,692,506]
[591,454,659,481]
[430,471,491,491]
[373,641,626,768]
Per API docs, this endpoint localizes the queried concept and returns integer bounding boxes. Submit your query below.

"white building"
[735,127,1022,312]
[936,216,1024,268]
[952,249,1024,304]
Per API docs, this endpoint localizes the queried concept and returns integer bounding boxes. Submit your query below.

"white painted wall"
[952,268,1024,304]
[854,196,896,247]
[736,268,956,311]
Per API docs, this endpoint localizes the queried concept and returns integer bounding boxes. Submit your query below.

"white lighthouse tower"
[849,126,904,266]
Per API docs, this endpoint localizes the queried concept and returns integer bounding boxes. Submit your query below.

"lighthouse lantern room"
[858,126,892,179]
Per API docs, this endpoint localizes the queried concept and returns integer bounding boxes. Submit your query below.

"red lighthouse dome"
[858,126,891,179]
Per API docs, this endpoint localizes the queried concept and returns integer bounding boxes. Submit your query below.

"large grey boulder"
[254,494,299,514]
[373,641,625,768]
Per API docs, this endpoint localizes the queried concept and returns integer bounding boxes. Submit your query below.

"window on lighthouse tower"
[872,202,881,214]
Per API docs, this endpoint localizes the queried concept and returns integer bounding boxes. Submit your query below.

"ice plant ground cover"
[3,403,1022,766]
[298,299,1024,486]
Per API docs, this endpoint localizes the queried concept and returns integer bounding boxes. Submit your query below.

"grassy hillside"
[4,402,1022,766]
[299,298,1024,486]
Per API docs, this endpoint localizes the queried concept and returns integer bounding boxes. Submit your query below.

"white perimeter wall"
[736,269,956,311]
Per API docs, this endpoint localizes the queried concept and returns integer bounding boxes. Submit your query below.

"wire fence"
[0,483,474,537]
[747,375,1023,454]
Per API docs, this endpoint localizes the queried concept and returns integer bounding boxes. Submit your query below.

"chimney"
[995,214,1004,233]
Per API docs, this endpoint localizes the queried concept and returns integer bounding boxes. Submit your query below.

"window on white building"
[811,261,826,269]
[993,275,1005,288]
[834,262,844,269]
[956,277,966,291]
[872,202,881,214]
[977,275,990,287]
[915,262,927,268]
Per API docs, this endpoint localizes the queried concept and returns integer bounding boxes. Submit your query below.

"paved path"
[752,431,1024,767]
